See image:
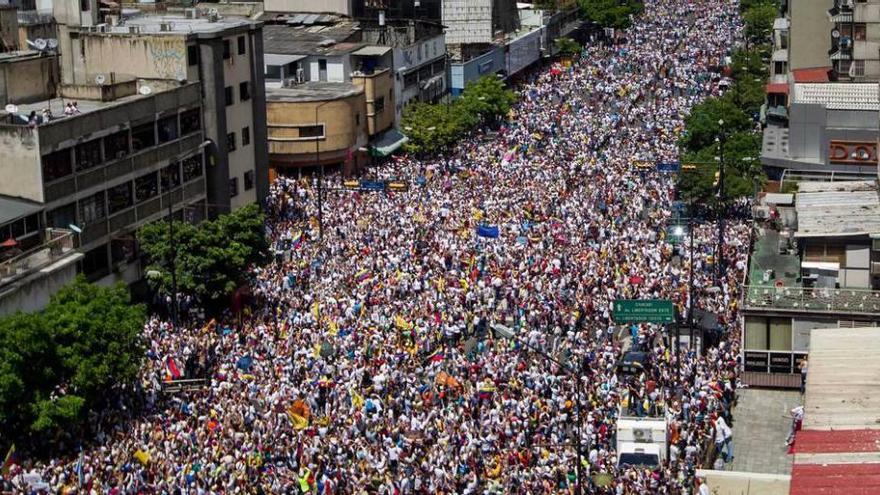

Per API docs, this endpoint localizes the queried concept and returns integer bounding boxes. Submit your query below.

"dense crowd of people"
[7,0,756,492]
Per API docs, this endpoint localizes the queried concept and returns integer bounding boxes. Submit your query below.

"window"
[47,202,76,229]
[157,115,179,143]
[319,59,327,71]
[107,182,133,214]
[375,96,385,113]
[229,177,239,197]
[239,81,250,101]
[131,122,156,152]
[187,44,199,66]
[854,23,867,41]
[298,125,324,138]
[237,36,246,55]
[160,162,181,191]
[80,0,89,11]
[403,71,418,89]
[355,113,360,126]
[851,59,866,77]
[266,65,282,80]
[104,130,129,160]
[225,86,234,106]
[135,172,159,201]
[182,155,203,182]
[42,149,73,182]
[82,245,108,279]
[79,191,106,224]
[75,139,103,172]
[227,132,236,152]
[244,170,255,191]
[180,108,201,135]
[223,39,231,60]
[242,126,250,146]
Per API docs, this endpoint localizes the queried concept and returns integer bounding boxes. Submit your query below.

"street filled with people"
[17,0,754,493]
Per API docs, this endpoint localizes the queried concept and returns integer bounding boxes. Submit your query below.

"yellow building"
[266,81,368,177]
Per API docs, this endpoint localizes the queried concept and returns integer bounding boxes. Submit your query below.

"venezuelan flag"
[291,231,303,249]
[355,269,372,284]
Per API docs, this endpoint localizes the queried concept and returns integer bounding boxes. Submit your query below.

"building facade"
[828,0,880,81]
[54,2,269,214]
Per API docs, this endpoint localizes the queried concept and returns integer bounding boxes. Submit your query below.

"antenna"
[95,74,106,85]
[4,104,17,113]
[139,85,152,95]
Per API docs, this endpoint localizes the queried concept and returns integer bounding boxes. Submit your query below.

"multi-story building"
[0,79,209,284]
[441,0,519,46]
[54,1,269,214]
[741,182,880,388]
[827,0,880,81]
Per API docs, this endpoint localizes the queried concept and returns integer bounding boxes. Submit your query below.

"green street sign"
[613,299,674,323]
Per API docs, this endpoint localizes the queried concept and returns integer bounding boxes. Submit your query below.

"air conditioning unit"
[871,239,880,251]
[128,26,140,34]
[184,8,198,19]
[159,23,172,32]
[871,261,880,275]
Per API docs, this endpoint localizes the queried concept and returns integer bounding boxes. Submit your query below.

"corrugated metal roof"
[0,195,42,225]
[792,83,880,111]
[790,327,880,494]
[795,181,880,237]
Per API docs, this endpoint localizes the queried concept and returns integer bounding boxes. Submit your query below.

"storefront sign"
[828,141,878,165]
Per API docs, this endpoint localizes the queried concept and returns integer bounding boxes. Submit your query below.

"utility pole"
[688,218,695,353]
[167,198,178,326]
[715,119,726,285]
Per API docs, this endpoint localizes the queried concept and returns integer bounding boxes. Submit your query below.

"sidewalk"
[725,388,801,474]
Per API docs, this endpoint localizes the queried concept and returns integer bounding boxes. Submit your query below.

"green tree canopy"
[138,203,268,304]
[743,2,778,44]
[0,276,145,448]
[578,0,644,29]
[680,97,752,153]
[554,37,582,56]
[402,76,515,155]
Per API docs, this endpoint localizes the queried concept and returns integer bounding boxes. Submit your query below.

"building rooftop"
[262,22,362,57]
[789,327,880,495]
[265,81,363,102]
[747,227,801,287]
[0,195,42,226]
[791,67,830,83]
[792,82,879,111]
[0,50,50,64]
[795,181,880,237]
[100,12,259,36]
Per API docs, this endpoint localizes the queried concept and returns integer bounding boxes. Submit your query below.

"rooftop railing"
[0,229,76,286]
[743,284,880,315]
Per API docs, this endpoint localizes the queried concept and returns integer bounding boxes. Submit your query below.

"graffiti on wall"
[147,38,186,81]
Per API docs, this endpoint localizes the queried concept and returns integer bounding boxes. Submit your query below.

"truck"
[616,412,667,469]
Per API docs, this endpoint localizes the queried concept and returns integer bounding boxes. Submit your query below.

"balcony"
[743,285,880,316]
[0,229,79,288]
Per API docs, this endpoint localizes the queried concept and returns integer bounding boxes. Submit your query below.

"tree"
[680,97,751,153]
[554,37,582,57]
[743,2,778,44]
[0,277,145,448]
[138,203,268,305]
[459,75,517,123]
[578,0,644,29]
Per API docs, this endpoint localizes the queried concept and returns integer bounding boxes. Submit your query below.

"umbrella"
[1,238,17,247]
[629,275,644,284]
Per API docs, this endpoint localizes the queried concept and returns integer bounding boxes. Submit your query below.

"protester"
[9,0,751,492]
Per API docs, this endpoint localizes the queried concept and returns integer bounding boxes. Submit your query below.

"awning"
[369,128,408,157]
[265,53,307,66]
[766,83,789,94]
[352,46,392,57]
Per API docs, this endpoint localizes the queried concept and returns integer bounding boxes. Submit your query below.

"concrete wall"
[267,92,367,169]
[788,0,833,71]
[263,0,352,15]
[0,252,82,316]
[506,28,541,77]
[352,69,394,136]
[0,7,20,51]
[0,54,57,104]
[0,125,42,202]
[76,34,188,84]
[450,45,504,95]
[696,470,790,495]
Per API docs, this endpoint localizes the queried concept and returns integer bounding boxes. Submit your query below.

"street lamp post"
[715,119,727,284]
[314,100,333,243]
[492,324,584,495]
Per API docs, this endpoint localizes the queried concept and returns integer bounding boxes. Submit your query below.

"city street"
[28,0,752,493]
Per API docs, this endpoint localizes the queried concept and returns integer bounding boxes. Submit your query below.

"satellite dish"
[831,29,840,39]
[4,104,17,113]
[33,38,47,50]
[139,85,152,95]
[47,39,58,50]
[95,74,106,85]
